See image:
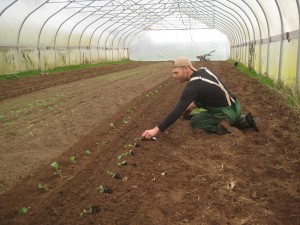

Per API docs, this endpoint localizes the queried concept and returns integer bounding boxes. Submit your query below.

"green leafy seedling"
[122,117,129,124]
[107,170,115,177]
[51,162,62,178]
[85,149,91,156]
[96,185,112,194]
[38,183,48,191]
[69,155,76,164]
[18,207,30,215]
[117,150,134,160]
[107,170,121,179]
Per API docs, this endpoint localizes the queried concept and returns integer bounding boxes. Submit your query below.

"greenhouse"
[0,0,300,224]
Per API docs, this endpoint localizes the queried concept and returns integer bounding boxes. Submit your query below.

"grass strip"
[228,59,300,114]
[0,59,131,81]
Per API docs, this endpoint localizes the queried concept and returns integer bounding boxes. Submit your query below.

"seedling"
[134,138,141,147]
[127,109,134,114]
[80,205,100,216]
[123,144,134,148]
[38,183,48,191]
[117,160,128,166]
[117,150,134,160]
[69,155,76,164]
[122,117,129,124]
[18,207,30,215]
[110,123,115,129]
[85,149,91,156]
[107,170,121,179]
[80,207,92,216]
[51,162,62,178]
[96,185,112,194]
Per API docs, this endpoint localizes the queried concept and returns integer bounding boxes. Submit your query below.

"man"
[141,56,259,140]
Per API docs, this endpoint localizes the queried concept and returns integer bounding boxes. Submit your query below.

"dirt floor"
[0,61,299,225]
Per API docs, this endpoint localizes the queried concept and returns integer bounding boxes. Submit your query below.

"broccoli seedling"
[107,170,121,179]
[38,183,48,191]
[69,155,76,164]
[18,207,30,215]
[96,185,112,194]
[117,150,134,160]
[51,162,62,178]
[85,149,91,156]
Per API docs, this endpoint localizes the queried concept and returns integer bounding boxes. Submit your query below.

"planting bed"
[0,61,300,224]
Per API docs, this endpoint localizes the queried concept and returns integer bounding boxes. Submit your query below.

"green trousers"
[190,100,241,133]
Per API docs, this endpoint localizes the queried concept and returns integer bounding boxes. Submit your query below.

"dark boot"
[236,113,260,132]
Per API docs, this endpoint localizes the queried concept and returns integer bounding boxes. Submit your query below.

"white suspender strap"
[189,67,235,106]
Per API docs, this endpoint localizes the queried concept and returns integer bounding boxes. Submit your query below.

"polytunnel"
[0,0,299,91]
[2,1,300,224]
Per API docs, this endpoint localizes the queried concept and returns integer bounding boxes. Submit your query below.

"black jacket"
[158,68,236,132]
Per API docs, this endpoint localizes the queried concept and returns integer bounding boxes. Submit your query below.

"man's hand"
[141,126,160,140]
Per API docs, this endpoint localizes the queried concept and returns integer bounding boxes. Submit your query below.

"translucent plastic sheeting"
[0,0,299,91]
[129,29,230,61]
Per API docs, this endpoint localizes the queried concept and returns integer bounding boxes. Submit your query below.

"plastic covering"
[0,0,299,90]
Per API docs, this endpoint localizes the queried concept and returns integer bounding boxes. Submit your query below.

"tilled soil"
[0,61,299,225]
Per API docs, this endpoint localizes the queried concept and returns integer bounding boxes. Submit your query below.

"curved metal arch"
[205,6,245,60]
[110,5,174,60]
[256,0,271,75]
[189,1,242,46]
[66,1,103,65]
[225,0,257,69]
[52,1,95,66]
[214,0,251,65]
[211,6,245,62]
[214,22,236,47]
[0,0,18,17]
[242,0,263,74]
[84,4,121,62]
[37,1,72,70]
[214,20,238,46]
[226,0,256,42]
[274,0,284,81]
[17,0,49,72]
[76,2,119,64]
[101,1,175,61]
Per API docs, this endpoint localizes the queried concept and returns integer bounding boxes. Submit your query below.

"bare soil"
[0,61,299,225]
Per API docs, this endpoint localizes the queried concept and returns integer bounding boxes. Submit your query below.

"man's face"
[172,67,188,83]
